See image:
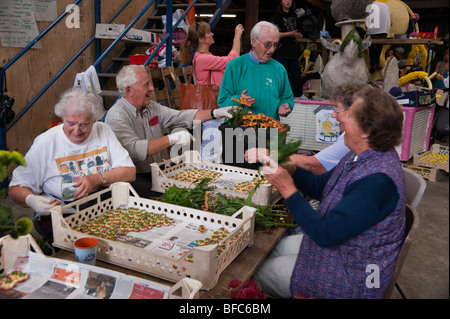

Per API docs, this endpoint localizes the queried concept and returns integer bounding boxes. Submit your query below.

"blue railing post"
[5,0,137,134]
[95,0,102,73]
[93,0,156,69]
[144,0,198,66]
[166,0,173,67]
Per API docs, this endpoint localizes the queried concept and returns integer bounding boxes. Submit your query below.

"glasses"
[254,38,282,50]
[65,121,93,130]
[333,107,347,114]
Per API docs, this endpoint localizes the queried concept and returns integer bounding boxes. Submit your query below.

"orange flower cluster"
[241,112,287,131]
[231,97,252,107]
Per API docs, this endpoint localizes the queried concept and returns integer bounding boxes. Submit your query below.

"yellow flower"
[399,71,429,87]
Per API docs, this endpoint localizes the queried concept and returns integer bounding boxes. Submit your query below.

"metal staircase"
[97,0,233,104]
[1,0,232,150]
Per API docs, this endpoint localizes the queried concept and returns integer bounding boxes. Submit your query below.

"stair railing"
[1,0,229,150]
[1,0,139,150]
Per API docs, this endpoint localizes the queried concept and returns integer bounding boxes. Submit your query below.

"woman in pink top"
[180,22,244,86]
[180,22,244,162]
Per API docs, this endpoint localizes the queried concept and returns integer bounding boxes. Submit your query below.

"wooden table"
[53,227,287,299]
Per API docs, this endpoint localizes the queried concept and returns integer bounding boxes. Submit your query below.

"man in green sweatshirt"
[217,21,294,120]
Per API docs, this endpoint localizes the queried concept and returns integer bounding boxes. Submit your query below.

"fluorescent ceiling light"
[197,14,236,18]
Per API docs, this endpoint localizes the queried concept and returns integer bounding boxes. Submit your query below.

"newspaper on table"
[94,204,235,260]
[1,251,172,299]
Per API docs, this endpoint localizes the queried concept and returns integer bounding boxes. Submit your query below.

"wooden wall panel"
[1,0,152,157]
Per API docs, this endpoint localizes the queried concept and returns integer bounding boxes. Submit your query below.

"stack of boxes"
[403,144,449,182]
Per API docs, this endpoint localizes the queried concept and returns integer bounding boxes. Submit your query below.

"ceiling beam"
[302,0,325,10]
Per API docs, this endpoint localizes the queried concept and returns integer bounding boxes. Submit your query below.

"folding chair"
[403,167,427,210]
[384,204,420,299]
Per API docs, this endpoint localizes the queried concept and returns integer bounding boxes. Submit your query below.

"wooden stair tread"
[100,90,120,97]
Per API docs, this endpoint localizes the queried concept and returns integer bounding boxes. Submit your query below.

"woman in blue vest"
[253,84,406,299]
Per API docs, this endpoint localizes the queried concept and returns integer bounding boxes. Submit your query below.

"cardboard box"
[393,86,435,107]
[129,54,158,69]
[418,32,434,39]
[95,24,160,44]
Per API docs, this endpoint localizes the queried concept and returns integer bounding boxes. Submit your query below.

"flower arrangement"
[0,151,33,239]
[227,97,289,131]
[226,97,253,126]
[227,279,267,299]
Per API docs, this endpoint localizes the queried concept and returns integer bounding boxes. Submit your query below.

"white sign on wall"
[0,0,57,48]
[314,106,341,143]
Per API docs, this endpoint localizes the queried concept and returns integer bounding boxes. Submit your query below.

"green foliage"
[340,29,363,58]
[0,151,33,239]
[269,130,302,165]
[156,178,295,231]
[225,98,252,126]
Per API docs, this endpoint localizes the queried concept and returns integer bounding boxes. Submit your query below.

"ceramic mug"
[74,237,98,265]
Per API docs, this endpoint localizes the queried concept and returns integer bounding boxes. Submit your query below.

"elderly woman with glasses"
[218,21,294,120]
[252,84,406,299]
[9,87,136,243]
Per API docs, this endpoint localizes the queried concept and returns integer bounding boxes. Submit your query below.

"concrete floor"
[4,154,449,299]
[390,173,449,299]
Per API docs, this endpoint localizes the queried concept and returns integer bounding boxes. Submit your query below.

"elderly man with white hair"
[218,21,294,120]
[105,64,233,198]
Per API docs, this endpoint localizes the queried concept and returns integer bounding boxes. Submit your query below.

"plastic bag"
[296,8,320,41]
[162,9,189,33]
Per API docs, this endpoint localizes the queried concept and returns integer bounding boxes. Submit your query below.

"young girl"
[272,0,305,99]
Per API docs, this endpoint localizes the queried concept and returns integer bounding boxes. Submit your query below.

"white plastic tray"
[151,151,281,205]
[50,182,256,290]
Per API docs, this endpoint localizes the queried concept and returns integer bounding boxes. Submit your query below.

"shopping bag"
[179,82,219,110]
[179,54,219,110]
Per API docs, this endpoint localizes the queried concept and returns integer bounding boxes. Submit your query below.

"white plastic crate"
[402,164,447,182]
[413,144,449,173]
[0,234,43,274]
[0,234,201,298]
[50,182,256,290]
[151,151,281,205]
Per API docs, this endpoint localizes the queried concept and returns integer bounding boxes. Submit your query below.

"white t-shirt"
[10,122,134,201]
[315,133,350,171]
[366,2,391,35]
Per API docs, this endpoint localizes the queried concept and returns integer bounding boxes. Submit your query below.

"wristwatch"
[100,172,106,185]
[211,109,216,119]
